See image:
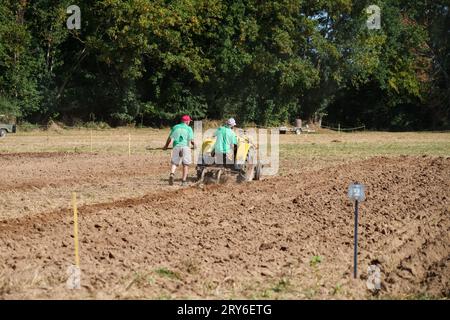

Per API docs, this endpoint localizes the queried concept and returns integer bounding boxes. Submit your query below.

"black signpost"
[348,182,365,279]
[353,199,359,278]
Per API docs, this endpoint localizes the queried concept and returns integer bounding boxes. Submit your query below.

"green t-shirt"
[169,123,194,147]
[214,126,237,153]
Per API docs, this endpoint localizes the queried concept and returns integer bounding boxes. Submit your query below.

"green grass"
[271,278,291,293]
[331,283,343,296]
[281,141,450,159]
[1,129,449,158]
[154,267,182,280]
[309,255,323,268]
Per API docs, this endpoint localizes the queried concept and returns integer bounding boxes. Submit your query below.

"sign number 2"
[366,5,381,30]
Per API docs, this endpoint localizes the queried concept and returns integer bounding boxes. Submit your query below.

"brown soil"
[0,152,449,299]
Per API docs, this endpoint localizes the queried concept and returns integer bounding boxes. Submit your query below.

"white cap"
[227,118,236,127]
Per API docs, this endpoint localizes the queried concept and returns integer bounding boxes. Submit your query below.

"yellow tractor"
[196,131,263,183]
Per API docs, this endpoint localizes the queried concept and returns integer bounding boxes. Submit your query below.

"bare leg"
[169,164,177,185]
[182,165,189,181]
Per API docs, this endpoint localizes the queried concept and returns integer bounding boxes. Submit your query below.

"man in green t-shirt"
[214,118,237,166]
[163,115,195,186]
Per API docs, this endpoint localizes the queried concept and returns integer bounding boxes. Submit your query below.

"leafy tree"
[0,0,448,129]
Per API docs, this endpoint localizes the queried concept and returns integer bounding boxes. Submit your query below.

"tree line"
[0,0,449,130]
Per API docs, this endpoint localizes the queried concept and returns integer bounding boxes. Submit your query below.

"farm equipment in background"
[279,118,316,134]
[0,115,17,139]
[196,130,263,184]
[278,126,302,135]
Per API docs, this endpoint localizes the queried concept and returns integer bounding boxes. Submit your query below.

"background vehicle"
[0,115,17,138]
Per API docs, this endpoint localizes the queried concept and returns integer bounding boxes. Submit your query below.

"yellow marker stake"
[72,192,80,268]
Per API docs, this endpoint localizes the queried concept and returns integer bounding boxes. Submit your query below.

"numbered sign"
[348,183,365,202]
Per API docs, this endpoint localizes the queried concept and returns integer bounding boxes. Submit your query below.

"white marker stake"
[128,134,131,157]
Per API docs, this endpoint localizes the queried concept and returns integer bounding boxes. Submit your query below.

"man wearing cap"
[163,115,195,186]
[213,118,238,166]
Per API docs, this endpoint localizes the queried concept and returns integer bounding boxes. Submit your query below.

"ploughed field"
[0,129,449,299]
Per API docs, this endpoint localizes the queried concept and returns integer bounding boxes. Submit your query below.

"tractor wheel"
[216,169,223,184]
[0,129,6,139]
[199,168,208,183]
[196,167,203,180]
[240,147,256,182]
[254,162,262,181]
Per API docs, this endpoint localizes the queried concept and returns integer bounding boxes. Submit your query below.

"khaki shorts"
[171,146,192,166]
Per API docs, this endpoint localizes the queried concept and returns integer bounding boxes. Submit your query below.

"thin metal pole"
[354,200,359,278]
